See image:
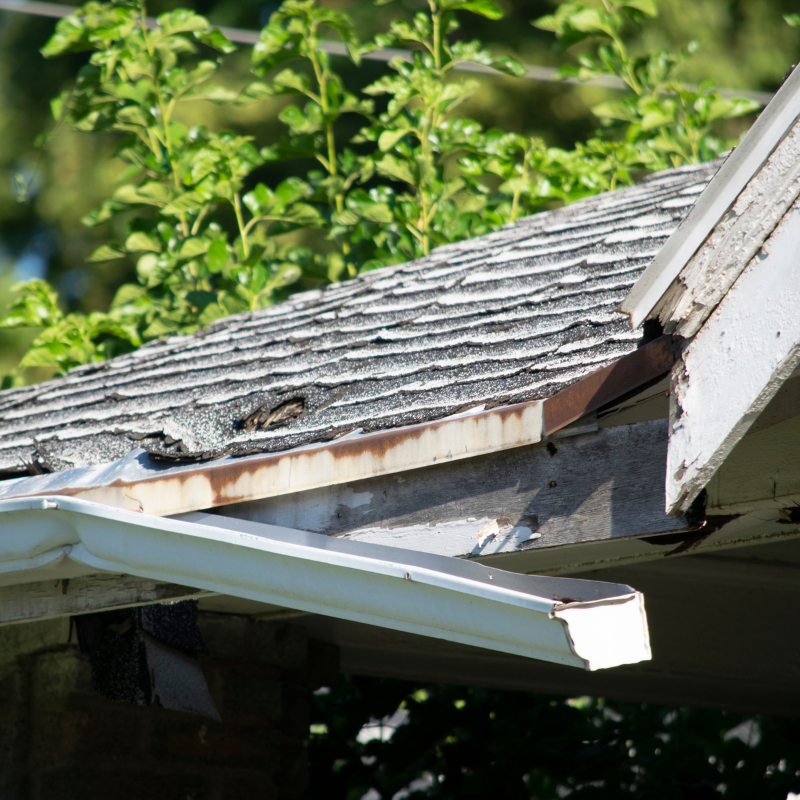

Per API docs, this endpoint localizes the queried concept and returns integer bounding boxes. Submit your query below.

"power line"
[0,0,774,105]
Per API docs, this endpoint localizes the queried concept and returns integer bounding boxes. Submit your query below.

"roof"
[0,159,719,478]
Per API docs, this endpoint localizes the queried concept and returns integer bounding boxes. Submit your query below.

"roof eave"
[0,338,675,516]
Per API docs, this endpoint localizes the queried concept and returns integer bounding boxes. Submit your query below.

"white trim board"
[620,65,800,329]
[666,204,800,514]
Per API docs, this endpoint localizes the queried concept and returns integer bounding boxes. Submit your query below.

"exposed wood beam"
[215,418,691,564]
[0,573,211,627]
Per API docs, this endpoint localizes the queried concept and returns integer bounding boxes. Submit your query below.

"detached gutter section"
[0,496,651,671]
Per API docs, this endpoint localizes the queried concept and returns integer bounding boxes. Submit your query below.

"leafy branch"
[0,0,760,380]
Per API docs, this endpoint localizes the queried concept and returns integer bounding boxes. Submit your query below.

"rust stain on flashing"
[7,339,676,517]
[43,401,545,516]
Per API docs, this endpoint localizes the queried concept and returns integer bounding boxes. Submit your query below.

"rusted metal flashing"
[542,336,675,437]
[0,341,675,517]
[5,402,543,516]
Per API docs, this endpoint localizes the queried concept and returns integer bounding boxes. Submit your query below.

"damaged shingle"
[241,396,306,432]
[0,160,721,474]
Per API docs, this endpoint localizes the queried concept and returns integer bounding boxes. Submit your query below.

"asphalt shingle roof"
[0,159,719,477]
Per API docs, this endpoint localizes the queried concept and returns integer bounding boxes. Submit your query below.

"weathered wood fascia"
[0,339,675,518]
[666,204,800,515]
[620,63,800,328]
[652,117,800,338]
[215,418,690,567]
[0,574,211,627]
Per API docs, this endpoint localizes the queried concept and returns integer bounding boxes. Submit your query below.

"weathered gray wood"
[216,419,689,562]
[0,574,210,626]
[655,117,800,339]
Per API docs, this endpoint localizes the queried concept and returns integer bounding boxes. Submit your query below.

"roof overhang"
[620,64,800,329]
[0,496,651,671]
[0,338,674,517]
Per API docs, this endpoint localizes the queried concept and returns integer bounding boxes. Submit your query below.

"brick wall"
[0,612,338,800]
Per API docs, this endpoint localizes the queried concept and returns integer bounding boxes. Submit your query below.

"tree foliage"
[0,0,757,381]
[309,676,800,799]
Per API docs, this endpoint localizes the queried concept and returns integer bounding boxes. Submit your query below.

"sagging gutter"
[0,337,674,518]
[0,496,651,670]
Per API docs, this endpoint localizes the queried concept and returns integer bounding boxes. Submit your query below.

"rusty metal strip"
[1,339,675,517]
[32,402,545,516]
[542,336,675,437]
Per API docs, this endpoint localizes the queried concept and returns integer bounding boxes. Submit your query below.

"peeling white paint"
[656,118,800,338]
[621,63,800,328]
[341,518,541,558]
[667,204,800,514]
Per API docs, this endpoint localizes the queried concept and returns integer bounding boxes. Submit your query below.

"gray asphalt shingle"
[0,159,719,476]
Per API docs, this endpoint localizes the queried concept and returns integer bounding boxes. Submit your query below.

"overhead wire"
[0,0,774,106]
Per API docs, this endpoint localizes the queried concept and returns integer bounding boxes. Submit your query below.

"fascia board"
[620,65,800,329]
[0,496,651,671]
[666,206,800,514]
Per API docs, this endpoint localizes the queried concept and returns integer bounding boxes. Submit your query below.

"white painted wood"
[340,517,541,558]
[706,412,800,513]
[0,573,209,626]
[654,118,800,338]
[667,204,800,514]
[620,64,800,328]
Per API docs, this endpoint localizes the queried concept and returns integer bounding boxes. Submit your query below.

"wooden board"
[215,419,690,564]
[666,204,800,514]
[656,117,800,339]
[0,574,210,626]
[707,412,800,513]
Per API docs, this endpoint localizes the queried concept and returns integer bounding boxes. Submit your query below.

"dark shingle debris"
[0,160,720,476]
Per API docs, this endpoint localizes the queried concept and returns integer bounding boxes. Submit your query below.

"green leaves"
[41,2,138,57]
[443,0,504,19]
[622,0,658,17]
[0,281,140,373]
[534,0,758,168]
[0,281,63,329]
[3,0,758,384]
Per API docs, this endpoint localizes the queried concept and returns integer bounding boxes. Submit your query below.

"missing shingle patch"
[241,396,306,432]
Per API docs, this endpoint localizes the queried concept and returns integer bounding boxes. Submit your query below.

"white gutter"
[620,64,800,329]
[0,496,651,671]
